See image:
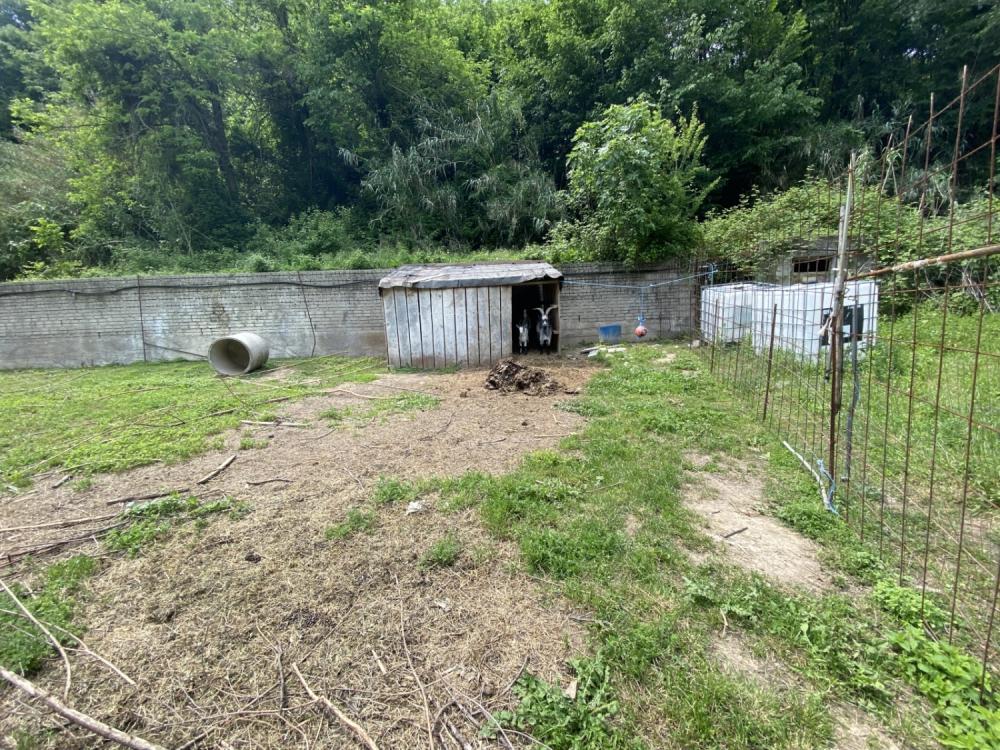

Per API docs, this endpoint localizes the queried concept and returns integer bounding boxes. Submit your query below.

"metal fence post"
[761,303,778,421]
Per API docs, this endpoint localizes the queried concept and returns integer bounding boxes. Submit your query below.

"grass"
[708,303,1000,672]
[0,355,381,487]
[0,555,96,674]
[324,508,377,540]
[420,533,462,568]
[104,493,247,556]
[386,342,998,748]
[320,392,441,426]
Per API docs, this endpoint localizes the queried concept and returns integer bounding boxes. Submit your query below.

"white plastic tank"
[701,282,772,344]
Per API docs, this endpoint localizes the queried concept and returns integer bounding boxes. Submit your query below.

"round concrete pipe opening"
[208,332,270,375]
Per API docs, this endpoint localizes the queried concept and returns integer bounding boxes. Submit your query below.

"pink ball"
[634,325,648,338]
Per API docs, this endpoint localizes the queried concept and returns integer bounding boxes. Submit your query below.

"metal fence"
[698,63,1000,681]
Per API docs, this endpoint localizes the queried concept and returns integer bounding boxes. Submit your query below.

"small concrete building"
[378,262,563,369]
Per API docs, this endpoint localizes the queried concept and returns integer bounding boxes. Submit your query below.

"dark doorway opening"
[511,281,560,354]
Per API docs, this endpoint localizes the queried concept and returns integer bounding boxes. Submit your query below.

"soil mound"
[484,358,562,395]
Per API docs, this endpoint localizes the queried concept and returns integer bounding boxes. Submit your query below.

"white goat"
[533,305,558,353]
[516,311,531,354]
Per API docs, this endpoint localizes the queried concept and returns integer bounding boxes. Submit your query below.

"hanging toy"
[634,313,648,338]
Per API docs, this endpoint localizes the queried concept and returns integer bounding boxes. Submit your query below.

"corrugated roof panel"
[378,262,562,289]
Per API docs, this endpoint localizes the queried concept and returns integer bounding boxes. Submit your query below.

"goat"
[533,305,558,353]
[516,311,530,355]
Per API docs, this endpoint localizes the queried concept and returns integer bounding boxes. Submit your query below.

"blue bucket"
[598,324,622,344]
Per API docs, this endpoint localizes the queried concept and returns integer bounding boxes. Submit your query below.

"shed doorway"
[510,281,561,355]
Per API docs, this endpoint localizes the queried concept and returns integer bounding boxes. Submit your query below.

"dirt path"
[1,361,597,749]
[684,456,905,750]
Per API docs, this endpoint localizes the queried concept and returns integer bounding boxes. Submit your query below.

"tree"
[559,99,715,265]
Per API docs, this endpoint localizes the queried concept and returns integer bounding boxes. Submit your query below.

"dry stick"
[290,664,380,750]
[395,575,435,750]
[0,578,72,699]
[0,607,135,686]
[246,478,293,487]
[1,521,129,568]
[196,454,237,485]
[51,475,73,490]
[0,511,120,535]
[1,668,166,750]
[722,527,748,540]
[240,420,308,428]
[105,487,190,506]
[325,388,382,400]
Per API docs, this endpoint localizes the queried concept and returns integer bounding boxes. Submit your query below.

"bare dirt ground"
[682,454,835,593]
[1,359,597,749]
[685,456,904,750]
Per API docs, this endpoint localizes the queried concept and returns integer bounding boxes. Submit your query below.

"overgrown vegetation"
[0,355,380,487]
[1,1,996,277]
[0,555,96,674]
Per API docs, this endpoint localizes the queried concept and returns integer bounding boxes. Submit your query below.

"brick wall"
[0,263,696,370]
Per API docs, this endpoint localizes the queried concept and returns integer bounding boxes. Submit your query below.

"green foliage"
[105,493,241,555]
[557,99,714,265]
[0,355,379,485]
[889,625,1000,749]
[488,658,633,750]
[0,555,96,674]
[373,476,420,505]
[1,0,994,275]
[420,532,462,568]
[325,508,376,540]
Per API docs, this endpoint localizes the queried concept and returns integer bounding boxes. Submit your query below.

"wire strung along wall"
[697,63,1000,683]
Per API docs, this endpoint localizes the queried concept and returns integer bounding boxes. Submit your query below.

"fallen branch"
[290,664,380,750]
[196,454,237,485]
[722,527,748,540]
[396,575,434,749]
[246,478,293,487]
[324,388,381,400]
[2,522,129,568]
[0,578,73,699]
[240,420,308,428]
[105,488,190,506]
[0,667,166,750]
[1,511,120,535]
[51,475,73,490]
[0,607,135,686]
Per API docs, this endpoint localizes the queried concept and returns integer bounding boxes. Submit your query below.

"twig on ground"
[246,478,293,487]
[1,511,120,535]
[0,607,135,686]
[395,574,435,749]
[1,522,128,568]
[501,657,529,697]
[290,663,380,750]
[722,526,748,540]
[106,488,190,506]
[0,667,166,750]
[240,420,308,428]
[0,578,73,698]
[51,475,73,489]
[196,454,237,485]
[325,388,381,400]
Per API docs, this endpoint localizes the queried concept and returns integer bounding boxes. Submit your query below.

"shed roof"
[378,262,562,290]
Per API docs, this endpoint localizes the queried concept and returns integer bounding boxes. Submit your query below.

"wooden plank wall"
[383,286,511,368]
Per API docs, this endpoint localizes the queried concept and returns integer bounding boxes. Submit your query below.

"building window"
[792,257,831,274]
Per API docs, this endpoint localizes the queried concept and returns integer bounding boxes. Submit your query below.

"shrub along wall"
[0,263,696,370]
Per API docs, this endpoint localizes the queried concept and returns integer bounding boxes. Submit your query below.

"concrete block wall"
[558,262,695,347]
[0,263,696,370]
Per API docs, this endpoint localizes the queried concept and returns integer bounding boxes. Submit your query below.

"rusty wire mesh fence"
[697,64,1000,679]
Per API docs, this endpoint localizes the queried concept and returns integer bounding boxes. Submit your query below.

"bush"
[556,99,715,265]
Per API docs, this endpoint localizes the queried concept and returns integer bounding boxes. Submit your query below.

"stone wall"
[0,263,696,370]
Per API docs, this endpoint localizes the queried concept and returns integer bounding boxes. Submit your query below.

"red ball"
[634,325,648,338]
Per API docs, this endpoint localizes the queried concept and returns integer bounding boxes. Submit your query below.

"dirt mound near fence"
[484,359,565,395]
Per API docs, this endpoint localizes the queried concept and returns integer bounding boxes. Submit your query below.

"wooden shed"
[378,262,563,368]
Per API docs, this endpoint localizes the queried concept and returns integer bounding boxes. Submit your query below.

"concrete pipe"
[208,332,270,375]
